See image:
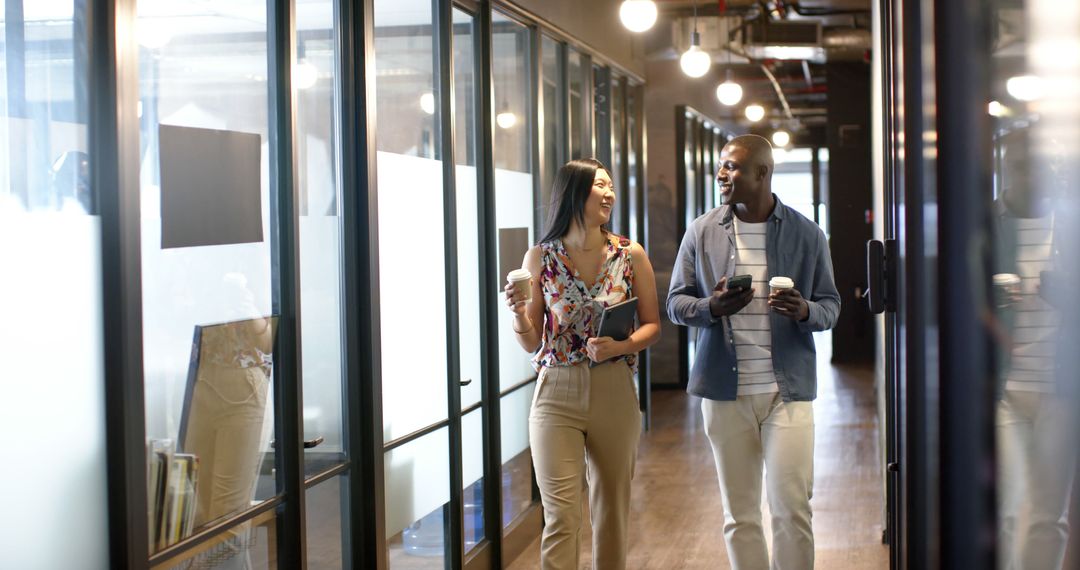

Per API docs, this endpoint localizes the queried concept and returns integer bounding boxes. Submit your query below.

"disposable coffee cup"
[992,273,1021,307]
[769,276,794,295]
[507,268,533,302]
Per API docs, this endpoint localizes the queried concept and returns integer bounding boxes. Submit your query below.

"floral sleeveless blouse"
[532,233,636,372]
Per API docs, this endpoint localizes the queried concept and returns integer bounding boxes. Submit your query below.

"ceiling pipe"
[720,43,794,120]
[758,63,794,120]
[823,27,872,49]
[787,0,870,16]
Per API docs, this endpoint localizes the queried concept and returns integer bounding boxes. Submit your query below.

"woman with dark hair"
[504,158,661,569]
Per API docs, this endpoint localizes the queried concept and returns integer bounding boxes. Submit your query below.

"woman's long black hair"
[539,158,610,244]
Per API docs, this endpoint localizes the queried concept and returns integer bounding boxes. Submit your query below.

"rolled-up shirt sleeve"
[797,230,841,332]
[667,226,721,328]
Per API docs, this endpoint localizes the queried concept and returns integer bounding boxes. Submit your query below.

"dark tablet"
[591,297,638,367]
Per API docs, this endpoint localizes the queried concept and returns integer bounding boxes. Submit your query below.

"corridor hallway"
[509,334,887,569]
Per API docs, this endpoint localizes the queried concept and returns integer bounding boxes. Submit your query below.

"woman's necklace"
[565,233,604,253]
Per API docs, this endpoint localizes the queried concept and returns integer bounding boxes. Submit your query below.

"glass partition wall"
[673,105,735,387]
[0,2,110,567]
[17,0,646,569]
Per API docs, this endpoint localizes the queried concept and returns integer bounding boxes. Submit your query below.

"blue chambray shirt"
[666,196,841,402]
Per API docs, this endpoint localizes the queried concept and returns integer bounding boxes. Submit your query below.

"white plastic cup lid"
[507,268,532,282]
[992,273,1021,286]
[769,276,794,289]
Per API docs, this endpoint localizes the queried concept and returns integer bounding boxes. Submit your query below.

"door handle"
[459,378,473,387]
[866,239,898,314]
[270,436,324,449]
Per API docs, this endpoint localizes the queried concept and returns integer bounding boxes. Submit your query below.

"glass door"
[373,1,502,567]
[872,0,904,566]
[491,8,539,537]
[451,4,487,561]
[136,3,281,565]
[372,0,453,565]
[985,2,1080,570]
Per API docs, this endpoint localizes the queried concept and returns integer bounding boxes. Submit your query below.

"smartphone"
[727,274,753,291]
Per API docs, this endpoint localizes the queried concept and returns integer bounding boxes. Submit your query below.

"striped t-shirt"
[731,217,777,395]
[1005,214,1059,393]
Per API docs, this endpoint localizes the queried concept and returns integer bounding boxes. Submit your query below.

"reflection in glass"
[453,7,487,553]
[386,429,450,567]
[611,75,626,235]
[177,318,277,535]
[137,1,276,557]
[454,7,483,412]
[493,11,535,392]
[149,510,277,570]
[991,130,1078,570]
[0,2,109,567]
[492,11,539,532]
[492,12,531,174]
[594,65,608,167]
[627,85,640,241]
[773,148,824,229]
[307,477,345,569]
[296,0,346,479]
[987,3,1080,568]
[501,383,535,527]
[541,35,564,227]
[374,0,448,441]
[568,48,585,160]
[462,409,486,548]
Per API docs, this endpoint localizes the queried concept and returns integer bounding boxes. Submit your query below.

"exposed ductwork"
[823,27,871,49]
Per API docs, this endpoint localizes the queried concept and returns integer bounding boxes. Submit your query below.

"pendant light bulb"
[619,0,658,33]
[716,80,743,106]
[745,104,766,123]
[772,130,791,147]
[680,32,711,78]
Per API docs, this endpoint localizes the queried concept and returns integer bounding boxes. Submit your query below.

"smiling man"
[667,134,840,570]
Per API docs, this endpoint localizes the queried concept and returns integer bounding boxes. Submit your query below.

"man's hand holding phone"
[709,275,755,317]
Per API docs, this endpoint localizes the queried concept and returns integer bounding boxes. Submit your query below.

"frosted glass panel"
[0,218,109,568]
[500,384,536,526]
[296,0,345,476]
[462,409,486,549]
[495,169,536,391]
[500,383,533,466]
[374,0,448,442]
[0,3,107,567]
[454,7,482,410]
[456,166,483,409]
[377,153,448,440]
[462,410,486,498]
[385,429,450,550]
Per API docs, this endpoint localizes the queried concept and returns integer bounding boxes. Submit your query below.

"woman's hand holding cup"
[505,268,533,317]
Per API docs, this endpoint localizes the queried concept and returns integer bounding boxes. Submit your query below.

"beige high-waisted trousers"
[529,360,642,570]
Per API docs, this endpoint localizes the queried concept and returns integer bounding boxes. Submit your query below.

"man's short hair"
[726,134,774,176]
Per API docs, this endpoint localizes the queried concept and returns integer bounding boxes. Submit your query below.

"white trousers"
[702,393,815,570]
[996,389,1077,570]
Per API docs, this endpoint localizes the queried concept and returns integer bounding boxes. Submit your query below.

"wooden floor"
[508,335,889,569]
